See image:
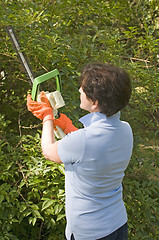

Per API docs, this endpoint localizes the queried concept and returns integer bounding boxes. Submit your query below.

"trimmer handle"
[31,69,66,139]
[31,69,61,101]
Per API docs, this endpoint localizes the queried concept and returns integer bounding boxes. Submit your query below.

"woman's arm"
[27,92,62,164]
[41,119,62,163]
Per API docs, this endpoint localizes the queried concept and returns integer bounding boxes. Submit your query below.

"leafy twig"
[21,123,42,129]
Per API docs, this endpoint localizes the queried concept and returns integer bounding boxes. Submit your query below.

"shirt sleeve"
[57,129,85,165]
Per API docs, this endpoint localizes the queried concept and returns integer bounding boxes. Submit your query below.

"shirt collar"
[79,112,120,127]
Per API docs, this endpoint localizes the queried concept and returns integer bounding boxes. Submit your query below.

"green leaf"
[32,217,37,226]
[42,199,54,211]
[54,204,63,215]
[56,214,65,221]
[29,216,37,226]
[0,195,4,203]
[19,204,27,213]
[57,165,65,175]
[6,234,19,240]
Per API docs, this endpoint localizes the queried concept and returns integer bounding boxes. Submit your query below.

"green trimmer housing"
[30,69,66,139]
[31,69,61,101]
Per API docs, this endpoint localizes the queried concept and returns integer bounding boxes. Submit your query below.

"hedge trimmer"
[7,26,66,139]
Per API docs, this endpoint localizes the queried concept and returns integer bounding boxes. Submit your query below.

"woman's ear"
[91,100,100,112]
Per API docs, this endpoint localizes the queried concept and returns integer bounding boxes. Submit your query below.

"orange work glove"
[53,113,78,134]
[27,92,54,123]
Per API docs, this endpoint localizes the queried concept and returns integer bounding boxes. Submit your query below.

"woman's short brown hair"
[79,63,131,117]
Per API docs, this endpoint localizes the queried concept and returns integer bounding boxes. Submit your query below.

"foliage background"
[0,0,159,239]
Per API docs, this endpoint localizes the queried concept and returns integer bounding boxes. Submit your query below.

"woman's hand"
[27,92,54,123]
[53,113,78,134]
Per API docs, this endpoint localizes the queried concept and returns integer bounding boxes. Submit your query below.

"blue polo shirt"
[58,112,133,240]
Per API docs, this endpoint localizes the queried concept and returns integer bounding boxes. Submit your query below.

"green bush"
[124,141,159,239]
[0,0,159,239]
[0,131,65,239]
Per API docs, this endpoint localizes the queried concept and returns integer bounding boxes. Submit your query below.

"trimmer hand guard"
[31,69,61,101]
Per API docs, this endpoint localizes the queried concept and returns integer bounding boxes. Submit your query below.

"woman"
[27,63,133,240]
